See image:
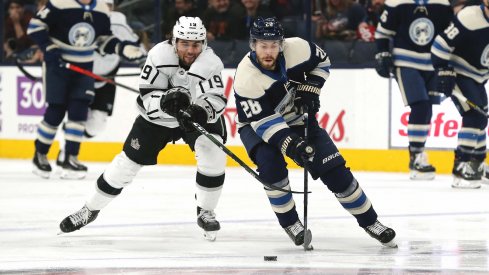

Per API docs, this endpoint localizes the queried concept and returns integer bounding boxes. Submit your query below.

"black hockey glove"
[160,87,191,118]
[374,52,393,78]
[295,81,321,114]
[179,104,208,131]
[435,66,456,97]
[43,45,62,66]
[118,41,146,63]
[280,134,315,167]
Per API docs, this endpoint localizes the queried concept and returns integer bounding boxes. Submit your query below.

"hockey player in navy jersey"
[234,17,397,248]
[375,0,453,180]
[59,17,228,241]
[28,0,146,180]
[431,0,489,188]
[55,0,147,169]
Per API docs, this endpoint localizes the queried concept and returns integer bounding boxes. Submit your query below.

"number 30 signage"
[17,76,46,116]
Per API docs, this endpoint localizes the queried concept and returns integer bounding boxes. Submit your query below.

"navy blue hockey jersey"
[431,5,489,83]
[233,37,330,148]
[27,0,117,69]
[375,0,453,71]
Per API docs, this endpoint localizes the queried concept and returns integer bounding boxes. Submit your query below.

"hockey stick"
[302,110,313,251]
[15,58,41,81]
[115,72,141,77]
[452,91,489,118]
[179,110,309,194]
[63,62,139,94]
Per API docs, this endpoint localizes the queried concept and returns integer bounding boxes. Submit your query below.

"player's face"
[175,39,203,66]
[254,40,281,70]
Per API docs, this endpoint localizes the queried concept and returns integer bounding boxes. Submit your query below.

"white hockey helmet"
[172,16,207,51]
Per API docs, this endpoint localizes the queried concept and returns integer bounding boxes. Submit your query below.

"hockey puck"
[264,256,277,261]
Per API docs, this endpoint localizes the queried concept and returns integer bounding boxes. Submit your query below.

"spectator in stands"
[357,0,385,42]
[314,0,366,41]
[269,0,303,20]
[202,0,247,41]
[241,0,274,34]
[3,0,35,60]
[269,0,304,37]
[162,0,200,39]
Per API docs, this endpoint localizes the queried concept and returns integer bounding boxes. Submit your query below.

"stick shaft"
[64,62,139,94]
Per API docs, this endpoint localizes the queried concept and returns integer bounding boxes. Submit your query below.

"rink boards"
[1,65,488,173]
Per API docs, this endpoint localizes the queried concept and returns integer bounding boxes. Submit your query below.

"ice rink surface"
[1,159,489,275]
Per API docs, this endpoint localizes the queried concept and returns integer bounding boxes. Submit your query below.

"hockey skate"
[364,220,397,248]
[409,151,435,180]
[452,160,482,189]
[59,205,99,233]
[197,206,220,241]
[284,220,313,250]
[60,154,88,180]
[32,151,52,179]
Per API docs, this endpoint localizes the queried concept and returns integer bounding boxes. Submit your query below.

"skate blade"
[60,170,87,180]
[32,168,51,179]
[409,171,435,180]
[303,229,313,251]
[203,231,217,242]
[382,239,398,248]
[452,178,481,189]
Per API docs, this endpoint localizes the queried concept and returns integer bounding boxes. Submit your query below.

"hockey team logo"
[481,44,489,67]
[131,138,140,150]
[68,23,95,47]
[409,18,434,46]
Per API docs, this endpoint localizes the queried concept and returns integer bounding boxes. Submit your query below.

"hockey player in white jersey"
[59,16,228,241]
[56,0,147,169]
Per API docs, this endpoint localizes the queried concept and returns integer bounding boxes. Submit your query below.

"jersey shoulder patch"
[457,5,489,31]
[50,0,79,9]
[234,57,272,99]
[384,0,413,8]
[93,1,110,15]
[147,41,179,67]
[427,0,451,6]
[110,11,127,25]
[189,48,224,80]
[283,37,312,68]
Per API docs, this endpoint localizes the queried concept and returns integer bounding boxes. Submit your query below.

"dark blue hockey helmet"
[250,17,284,41]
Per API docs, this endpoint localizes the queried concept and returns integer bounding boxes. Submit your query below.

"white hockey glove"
[117,41,146,63]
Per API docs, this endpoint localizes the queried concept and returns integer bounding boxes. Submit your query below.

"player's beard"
[180,54,197,67]
[258,55,277,70]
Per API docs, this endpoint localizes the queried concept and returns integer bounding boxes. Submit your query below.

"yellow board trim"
[0,139,458,173]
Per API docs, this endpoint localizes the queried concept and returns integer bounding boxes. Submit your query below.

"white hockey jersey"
[136,41,227,128]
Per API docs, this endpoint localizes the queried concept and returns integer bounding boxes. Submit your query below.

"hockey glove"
[160,87,191,118]
[118,41,146,63]
[280,134,315,167]
[179,104,208,131]
[295,81,321,114]
[43,44,62,66]
[435,67,456,97]
[374,52,393,78]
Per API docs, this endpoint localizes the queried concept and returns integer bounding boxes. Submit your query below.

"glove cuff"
[280,133,300,156]
[297,84,321,95]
